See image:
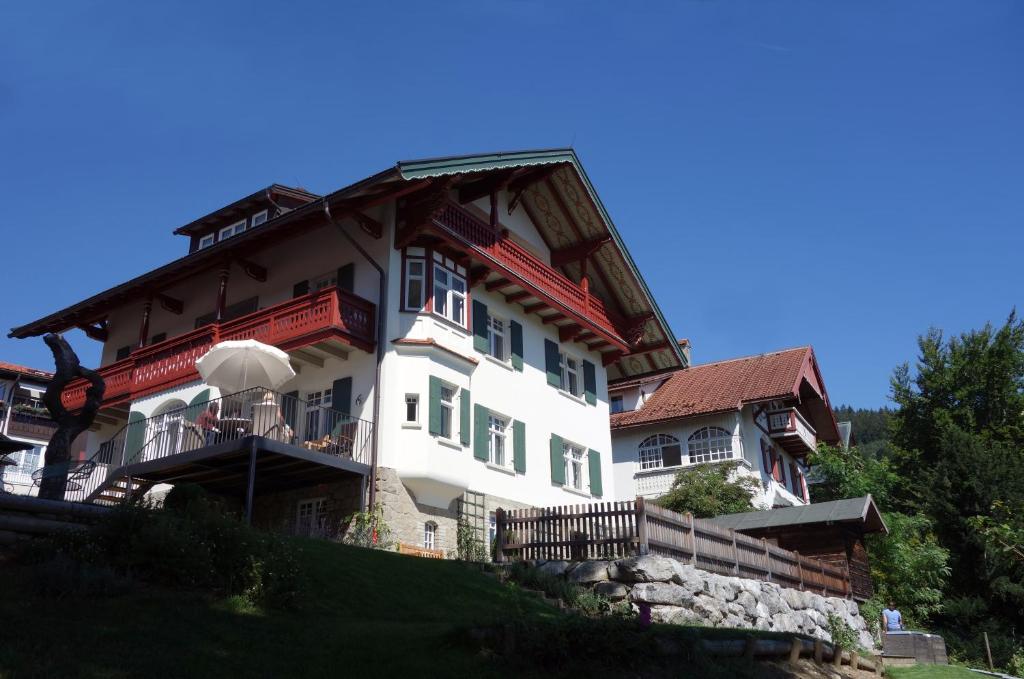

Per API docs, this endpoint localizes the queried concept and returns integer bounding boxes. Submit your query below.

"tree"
[657,462,761,518]
[807,442,897,507]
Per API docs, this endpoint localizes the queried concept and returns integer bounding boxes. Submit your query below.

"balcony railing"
[65,387,373,503]
[432,202,627,348]
[62,287,375,411]
[768,408,817,454]
[634,443,745,498]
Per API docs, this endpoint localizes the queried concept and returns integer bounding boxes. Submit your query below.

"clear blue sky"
[1,1,1021,409]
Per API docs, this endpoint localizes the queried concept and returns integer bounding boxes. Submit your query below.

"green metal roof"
[709,495,888,535]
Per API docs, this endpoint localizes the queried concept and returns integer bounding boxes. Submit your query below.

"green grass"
[0,539,813,679]
[887,665,987,678]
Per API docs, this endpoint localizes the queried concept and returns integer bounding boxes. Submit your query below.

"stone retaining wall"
[526,554,875,650]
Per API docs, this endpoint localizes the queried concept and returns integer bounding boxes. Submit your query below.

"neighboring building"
[7,149,685,552]
[709,495,887,601]
[609,346,841,508]
[0,361,55,495]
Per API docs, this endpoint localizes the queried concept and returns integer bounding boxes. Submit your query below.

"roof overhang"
[173,184,321,236]
[710,495,889,535]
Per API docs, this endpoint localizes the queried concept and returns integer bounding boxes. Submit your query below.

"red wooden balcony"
[768,407,818,456]
[429,202,629,350]
[62,287,375,411]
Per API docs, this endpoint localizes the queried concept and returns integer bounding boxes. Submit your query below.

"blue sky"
[1,1,1020,408]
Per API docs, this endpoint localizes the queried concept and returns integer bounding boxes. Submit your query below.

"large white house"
[609,346,841,508]
[8,149,684,552]
[0,361,55,495]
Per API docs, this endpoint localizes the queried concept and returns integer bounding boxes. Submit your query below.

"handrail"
[61,287,376,410]
[56,387,374,504]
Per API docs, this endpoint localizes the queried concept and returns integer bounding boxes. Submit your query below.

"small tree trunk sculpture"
[38,333,105,500]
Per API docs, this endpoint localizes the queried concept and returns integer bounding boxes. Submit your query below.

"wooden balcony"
[768,408,817,456]
[427,202,630,351]
[62,287,375,411]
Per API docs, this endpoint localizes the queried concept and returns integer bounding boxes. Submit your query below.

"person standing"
[882,601,904,632]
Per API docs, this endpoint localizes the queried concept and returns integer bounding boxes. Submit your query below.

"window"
[198,234,215,250]
[251,210,268,227]
[404,255,426,310]
[687,427,734,464]
[638,434,683,470]
[439,384,455,439]
[405,394,419,424]
[296,498,327,537]
[488,414,509,467]
[311,271,337,291]
[424,521,437,550]
[432,254,466,326]
[563,442,586,491]
[218,220,246,241]
[487,314,508,361]
[304,389,333,441]
[8,445,42,478]
[610,395,624,414]
[488,511,497,546]
[559,353,582,397]
[115,345,131,361]
[149,332,166,345]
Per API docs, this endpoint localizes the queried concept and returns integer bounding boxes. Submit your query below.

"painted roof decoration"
[610,346,840,442]
[8,149,683,379]
[709,495,888,535]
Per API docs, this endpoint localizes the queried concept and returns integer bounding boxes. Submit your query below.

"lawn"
[0,537,827,679]
[888,665,989,678]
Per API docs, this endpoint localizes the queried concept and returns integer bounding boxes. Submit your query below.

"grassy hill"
[1,535,951,678]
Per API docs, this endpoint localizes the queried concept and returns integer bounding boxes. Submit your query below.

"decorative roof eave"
[398,148,686,379]
[610,403,743,432]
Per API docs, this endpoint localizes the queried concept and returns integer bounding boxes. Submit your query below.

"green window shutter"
[186,388,211,423]
[588,449,603,497]
[583,360,597,405]
[549,433,565,485]
[510,321,524,371]
[428,376,443,435]
[513,420,526,473]
[544,339,561,387]
[123,411,147,466]
[460,388,472,446]
[472,299,489,353]
[332,377,352,416]
[473,404,489,460]
[337,263,355,293]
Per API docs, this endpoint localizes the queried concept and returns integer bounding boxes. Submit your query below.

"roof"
[173,185,320,236]
[708,495,888,535]
[9,149,684,379]
[0,361,53,382]
[610,347,815,428]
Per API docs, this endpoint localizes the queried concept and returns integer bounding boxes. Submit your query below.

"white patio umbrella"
[195,339,296,393]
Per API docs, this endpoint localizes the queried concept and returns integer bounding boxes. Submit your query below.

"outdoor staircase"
[87,474,154,506]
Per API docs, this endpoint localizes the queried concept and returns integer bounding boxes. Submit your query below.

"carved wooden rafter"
[550,236,612,268]
[76,320,108,342]
[395,178,456,249]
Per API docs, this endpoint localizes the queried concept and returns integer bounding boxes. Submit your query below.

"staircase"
[87,474,154,505]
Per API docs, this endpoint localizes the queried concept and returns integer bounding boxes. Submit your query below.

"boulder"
[650,605,685,624]
[669,562,706,594]
[593,581,629,601]
[609,555,677,583]
[630,582,695,607]
[708,575,741,602]
[771,612,801,633]
[735,591,759,618]
[782,587,809,611]
[567,560,609,584]
[721,613,747,629]
[536,560,570,577]
[692,597,725,625]
[760,587,789,616]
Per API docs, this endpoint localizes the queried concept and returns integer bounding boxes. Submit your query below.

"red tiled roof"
[610,347,813,429]
[0,361,53,381]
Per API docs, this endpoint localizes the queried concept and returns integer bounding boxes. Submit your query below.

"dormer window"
[251,210,268,227]
[219,220,246,241]
[610,394,624,414]
[198,234,215,250]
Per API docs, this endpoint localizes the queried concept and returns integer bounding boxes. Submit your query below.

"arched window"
[423,521,437,550]
[687,427,734,464]
[638,434,683,470]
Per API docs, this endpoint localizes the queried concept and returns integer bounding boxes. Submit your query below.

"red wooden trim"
[504,290,530,304]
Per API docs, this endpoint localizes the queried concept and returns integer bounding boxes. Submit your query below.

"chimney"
[678,338,692,366]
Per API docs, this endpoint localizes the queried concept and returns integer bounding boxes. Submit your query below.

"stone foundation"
[251,476,363,538]
[526,554,875,650]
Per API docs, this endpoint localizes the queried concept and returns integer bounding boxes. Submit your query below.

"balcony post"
[215,265,230,322]
[137,299,152,349]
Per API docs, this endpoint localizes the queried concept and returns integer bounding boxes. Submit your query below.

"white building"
[0,361,55,495]
[8,149,685,553]
[609,346,841,508]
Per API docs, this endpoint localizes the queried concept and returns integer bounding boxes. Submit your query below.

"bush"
[342,503,392,550]
[825,612,859,651]
[454,520,487,562]
[24,497,302,607]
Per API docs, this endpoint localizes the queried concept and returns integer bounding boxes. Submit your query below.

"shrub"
[455,519,487,562]
[826,612,859,651]
[342,503,393,550]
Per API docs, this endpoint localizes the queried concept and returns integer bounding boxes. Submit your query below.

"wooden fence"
[495,497,849,598]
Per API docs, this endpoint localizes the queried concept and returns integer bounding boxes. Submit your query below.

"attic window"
[198,234,215,250]
[251,210,268,227]
[219,220,246,241]
[610,395,624,414]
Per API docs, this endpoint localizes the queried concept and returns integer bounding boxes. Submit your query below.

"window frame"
[487,412,511,469]
[686,426,735,464]
[438,383,455,440]
[218,219,246,241]
[431,252,467,327]
[562,441,587,492]
[423,521,438,550]
[250,209,268,227]
[403,252,427,311]
[559,352,583,398]
[197,234,215,250]
[295,497,328,537]
[487,313,509,362]
[637,433,682,471]
[610,394,625,414]
[404,393,420,425]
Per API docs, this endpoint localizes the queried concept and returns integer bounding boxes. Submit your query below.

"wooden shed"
[710,495,887,601]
